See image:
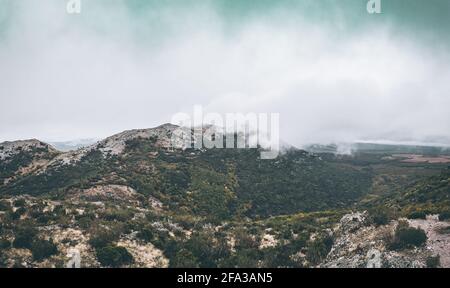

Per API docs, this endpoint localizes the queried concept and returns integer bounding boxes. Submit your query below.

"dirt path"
[408,216,450,268]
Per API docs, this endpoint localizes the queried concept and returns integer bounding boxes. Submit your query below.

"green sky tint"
[121,0,450,44]
[0,0,449,48]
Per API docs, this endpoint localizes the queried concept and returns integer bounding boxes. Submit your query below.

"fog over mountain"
[1,0,449,146]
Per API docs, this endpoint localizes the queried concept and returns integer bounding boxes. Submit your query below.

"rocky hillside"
[321,212,449,268]
[0,140,60,186]
[0,124,449,268]
[0,124,373,218]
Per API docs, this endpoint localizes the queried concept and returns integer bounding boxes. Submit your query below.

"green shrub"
[137,227,155,242]
[13,226,37,249]
[438,211,450,221]
[169,249,199,268]
[306,235,333,265]
[101,208,134,222]
[88,229,118,249]
[437,226,450,234]
[77,216,93,229]
[0,200,10,211]
[183,231,230,268]
[408,211,427,220]
[389,221,427,250]
[7,211,22,221]
[36,214,53,224]
[14,207,27,216]
[426,255,440,268]
[262,243,303,268]
[96,246,134,267]
[13,199,26,207]
[369,207,391,226]
[31,239,58,261]
[0,239,11,249]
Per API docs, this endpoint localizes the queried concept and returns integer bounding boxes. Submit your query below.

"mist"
[1,0,449,148]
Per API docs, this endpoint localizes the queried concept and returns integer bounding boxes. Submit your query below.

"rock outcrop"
[321,212,443,268]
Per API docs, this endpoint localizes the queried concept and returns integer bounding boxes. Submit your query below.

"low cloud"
[0,0,449,147]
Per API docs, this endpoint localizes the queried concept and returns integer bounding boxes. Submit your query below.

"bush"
[169,249,199,268]
[101,208,134,222]
[408,211,427,220]
[88,229,118,249]
[96,246,134,267]
[397,228,427,247]
[137,227,155,242]
[183,231,230,268]
[437,226,450,234]
[306,235,333,265]
[13,199,26,207]
[389,221,427,250]
[31,239,58,261]
[77,216,93,229]
[426,255,440,268]
[369,207,391,226]
[0,200,10,211]
[14,207,27,217]
[0,239,11,249]
[438,211,450,221]
[36,214,53,224]
[13,226,37,249]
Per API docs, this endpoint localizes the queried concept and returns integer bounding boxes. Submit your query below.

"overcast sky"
[0,0,450,147]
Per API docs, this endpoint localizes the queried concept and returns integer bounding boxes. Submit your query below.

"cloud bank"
[0,0,449,147]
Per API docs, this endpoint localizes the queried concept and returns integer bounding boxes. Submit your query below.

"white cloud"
[0,0,449,146]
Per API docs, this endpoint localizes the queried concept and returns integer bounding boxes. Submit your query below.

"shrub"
[7,210,24,221]
[306,235,333,265]
[13,199,26,207]
[437,226,450,234]
[36,214,53,224]
[13,226,37,249]
[407,211,427,220]
[234,229,259,250]
[14,207,27,217]
[0,200,10,211]
[96,246,134,267]
[397,227,427,247]
[426,255,440,268]
[389,221,427,250]
[137,227,155,242]
[438,211,450,221]
[31,239,58,261]
[369,207,391,226]
[0,239,11,249]
[169,249,199,268]
[88,230,117,249]
[77,216,93,229]
[101,208,134,222]
[183,231,230,268]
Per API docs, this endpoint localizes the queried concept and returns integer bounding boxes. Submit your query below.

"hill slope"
[0,124,373,219]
